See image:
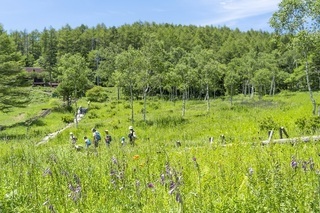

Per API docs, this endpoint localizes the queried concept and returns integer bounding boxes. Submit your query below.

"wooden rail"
[262,135,320,145]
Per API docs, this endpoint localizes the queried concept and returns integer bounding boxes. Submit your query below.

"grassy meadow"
[1,87,320,212]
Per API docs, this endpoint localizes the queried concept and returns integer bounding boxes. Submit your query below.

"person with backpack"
[83,136,91,148]
[69,132,77,144]
[92,128,101,148]
[128,126,137,146]
[121,137,125,146]
[104,130,112,146]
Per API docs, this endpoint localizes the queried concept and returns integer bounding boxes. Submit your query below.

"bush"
[49,99,72,112]
[86,86,109,102]
[295,116,320,134]
[61,115,74,123]
[259,116,278,131]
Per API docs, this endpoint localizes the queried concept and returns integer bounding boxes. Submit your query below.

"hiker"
[78,106,88,115]
[92,128,101,148]
[104,130,112,146]
[121,137,125,146]
[70,132,77,144]
[128,126,137,146]
[84,136,91,148]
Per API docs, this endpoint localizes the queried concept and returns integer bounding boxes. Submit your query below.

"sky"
[0,0,282,33]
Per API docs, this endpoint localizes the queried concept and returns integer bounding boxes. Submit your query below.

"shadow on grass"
[0,109,50,131]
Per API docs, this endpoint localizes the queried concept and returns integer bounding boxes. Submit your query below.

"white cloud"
[198,0,281,28]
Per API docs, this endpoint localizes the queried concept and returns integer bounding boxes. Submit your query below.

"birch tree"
[270,0,320,114]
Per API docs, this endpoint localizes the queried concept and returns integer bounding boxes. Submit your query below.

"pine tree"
[0,26,30,112]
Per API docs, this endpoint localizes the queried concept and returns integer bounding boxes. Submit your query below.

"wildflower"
[111,156,118,165]
[68,183,81,202]
[147,182,154,188]
[192,156,199,168]
[68,183,75,191]
[117,171,124,180]
[160,174,165,184]
[43,200,55,212]
[48,205,56,213]
[291,157,298,169]
[165,163,172,176]
[110,170,116,176]
[169,182,176,195]
[248,167,254,176]
[309,158,315,171]
[176,192,183,204]
[43,168,52,176]
[73,174,80,185]
[302,161,308,172]
[133,155,140,160]
[111,180,116,186]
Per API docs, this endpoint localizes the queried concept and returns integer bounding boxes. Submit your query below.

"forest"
[0,0,320,112]
[2,1,320,211]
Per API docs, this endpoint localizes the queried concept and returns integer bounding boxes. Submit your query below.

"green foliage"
[49,99,63,111]
[295,116,320,134]
[61,115,74,123]
[87,110,98,119]
[0,29,30,111]
[85,86,109,102]
[5,20,320,107]
[56,53,93,106]
[259,116,278,131]
[3,69,320,211]
[154,116,188,128]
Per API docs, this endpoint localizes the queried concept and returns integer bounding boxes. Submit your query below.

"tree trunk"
[74,100,78,128]
[270,74,275,96]
[230,84,233,106]
[182,90,186,117]
[117,86,120,100]
[143,88,147,122]
[304,51,317,115]
[250,86,254,98]
[130,83,134,124]
[206,83,210,112]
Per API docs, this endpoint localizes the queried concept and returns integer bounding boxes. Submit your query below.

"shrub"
[61,115,74,123]
[259,116,278,131]
[49,99,63,112]
[123,103,131,109]
[87,111,98,119]
[295,116,320,134]
[155,116,187,128]
[86,86,109,102]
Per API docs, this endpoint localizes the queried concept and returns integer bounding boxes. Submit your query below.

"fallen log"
[262,135,320,145]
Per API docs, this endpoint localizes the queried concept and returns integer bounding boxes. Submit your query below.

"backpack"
[106,135,112,142]
[86,139,91,145]
[95,132,101,140]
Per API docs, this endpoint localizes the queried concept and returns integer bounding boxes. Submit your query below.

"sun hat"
[105,130,108,132]
[129,126,133,130]
[70,132,73,135]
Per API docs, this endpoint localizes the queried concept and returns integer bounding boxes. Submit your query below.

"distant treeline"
[2,21,320,99]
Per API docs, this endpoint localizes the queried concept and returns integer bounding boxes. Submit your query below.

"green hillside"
[1,88,320,212]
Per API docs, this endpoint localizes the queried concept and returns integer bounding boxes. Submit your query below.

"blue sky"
[0,0,281,32]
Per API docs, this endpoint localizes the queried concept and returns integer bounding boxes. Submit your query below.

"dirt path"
[36,114,85,146]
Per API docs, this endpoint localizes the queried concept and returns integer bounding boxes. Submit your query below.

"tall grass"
[1,90,320,212]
